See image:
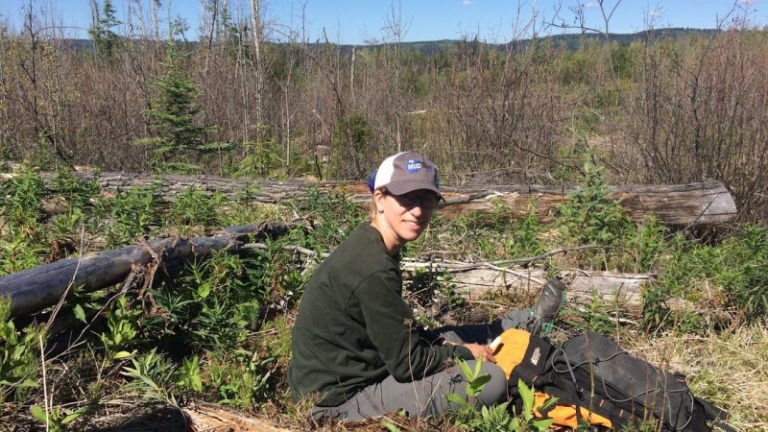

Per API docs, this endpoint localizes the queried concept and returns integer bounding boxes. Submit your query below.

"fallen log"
[402,259,651,307]
[0,221,294,317]
[437,180,737,226]
[24,171,736,227]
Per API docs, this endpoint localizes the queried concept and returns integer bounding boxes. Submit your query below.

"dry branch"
[0,221,294,317]
[183,402,293,432]
[29,171,737,227]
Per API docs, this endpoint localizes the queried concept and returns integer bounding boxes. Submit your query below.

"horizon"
[1,0,766,45]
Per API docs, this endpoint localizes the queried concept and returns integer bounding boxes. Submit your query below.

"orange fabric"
[532,392,614,429]
[491,328,532,379]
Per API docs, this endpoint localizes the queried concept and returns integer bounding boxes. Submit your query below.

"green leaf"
[18,377,39,388]
[445,392,472,409]
[73,304,86,323]
[517,378,534,411]
[30,405,47,423]
[473,356,483,376]
[197,281,212,299]
[380,419,403,432]
[112,350,133,360]
[532,417,555,430]
[62,408,84,425]
[468,374,491,395]
[456,359,473,379]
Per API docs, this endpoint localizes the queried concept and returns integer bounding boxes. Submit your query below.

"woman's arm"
[357,270,474,382]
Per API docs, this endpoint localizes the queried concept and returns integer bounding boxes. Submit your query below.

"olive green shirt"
[287,223,473,407]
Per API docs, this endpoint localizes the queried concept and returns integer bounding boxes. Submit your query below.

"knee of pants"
[475,362,507,405]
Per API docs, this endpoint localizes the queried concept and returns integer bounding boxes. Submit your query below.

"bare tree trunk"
[218,0,228,41]
[350,46,356,106]
[204,0,218,69]
[135,0,147,39]
[250,0,263,139]
[152,0,160,42]
[89,0,99,27]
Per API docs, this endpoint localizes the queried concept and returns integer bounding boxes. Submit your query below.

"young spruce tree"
[136,37,211,172]
[88,0,121,60]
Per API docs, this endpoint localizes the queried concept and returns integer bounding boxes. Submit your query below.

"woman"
[287,151,565,420]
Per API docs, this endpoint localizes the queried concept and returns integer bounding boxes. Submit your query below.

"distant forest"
[58,27,720,55]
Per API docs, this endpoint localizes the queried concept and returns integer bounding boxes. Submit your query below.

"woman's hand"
[463,343,497,363]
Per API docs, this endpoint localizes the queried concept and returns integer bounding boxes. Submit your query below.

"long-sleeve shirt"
[287,223,473,407]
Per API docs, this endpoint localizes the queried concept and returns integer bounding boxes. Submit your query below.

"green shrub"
[556,161,631,247]
[0,298,42,404]
[290,187,366,254]
[718,226,768,321]
[100,185,163,247]
[169,188,224,230]
[0,168,46,233]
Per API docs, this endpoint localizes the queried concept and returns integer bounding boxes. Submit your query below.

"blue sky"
[2,0,766,43]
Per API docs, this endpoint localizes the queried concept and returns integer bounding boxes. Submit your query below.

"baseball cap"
[372,151,440,196]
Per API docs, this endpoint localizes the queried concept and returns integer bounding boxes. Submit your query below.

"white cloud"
[583,2,598,8]
[461,0,476,6]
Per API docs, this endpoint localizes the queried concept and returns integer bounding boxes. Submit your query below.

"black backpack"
[503,331,733,431]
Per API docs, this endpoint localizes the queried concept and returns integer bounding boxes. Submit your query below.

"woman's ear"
[372,189,385,213]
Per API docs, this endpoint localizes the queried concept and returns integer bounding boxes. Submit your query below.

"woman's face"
[373,189,439,251]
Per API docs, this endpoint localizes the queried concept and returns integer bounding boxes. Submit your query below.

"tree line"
[1,1,767,222]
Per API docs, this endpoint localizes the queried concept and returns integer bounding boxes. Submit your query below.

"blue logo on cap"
[406,159,423,173]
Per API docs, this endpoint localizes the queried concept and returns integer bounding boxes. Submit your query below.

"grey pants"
[312,310,534,421]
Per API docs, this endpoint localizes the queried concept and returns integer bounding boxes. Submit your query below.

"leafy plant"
[213,347,278,408]
[168,187,223,231]
[0,168,46,234]
[30,404,85,432]
[100,185,163,247]
[120,348,178,405]
[236,134,285,179]
[176,355,203,392]
[509,379,556,432]
[451,358,491,402]
[405,269,464,328]
[0,298,41,404]
[507,204,545,259]
[100,295,138,360]
[628,215,668,273]
[0,235,44,274]
[446,359,555,432]
[718,226,768,321]
[290,187,366,254]
[566,290,624,335]
[556,161,630,247]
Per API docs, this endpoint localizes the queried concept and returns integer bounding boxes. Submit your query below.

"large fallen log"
[438,181,737,226]
[403,261,650,306]
[0,221,294,317]
[27,171,736,227]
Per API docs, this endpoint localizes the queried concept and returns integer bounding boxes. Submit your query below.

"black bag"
[508,331,732,431]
